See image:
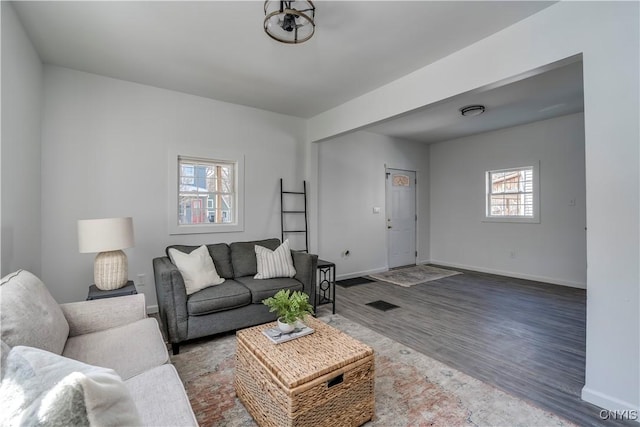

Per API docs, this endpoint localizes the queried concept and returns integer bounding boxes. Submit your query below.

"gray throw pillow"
[230,238,281,277]
[0,270,69,355]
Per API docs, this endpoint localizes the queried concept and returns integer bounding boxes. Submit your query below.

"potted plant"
[262,289,314,333]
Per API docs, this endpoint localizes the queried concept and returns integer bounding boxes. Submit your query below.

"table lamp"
[78,217,135,290]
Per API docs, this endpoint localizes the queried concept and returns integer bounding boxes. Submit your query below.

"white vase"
[277,318,295,333]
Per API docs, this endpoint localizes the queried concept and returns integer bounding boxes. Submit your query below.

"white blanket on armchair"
[0,343,141,426]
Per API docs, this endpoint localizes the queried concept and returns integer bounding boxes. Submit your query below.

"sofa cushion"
[0,270,69,355]
[234,276,303,304]
[187,280,251,316]
[230,238,281,277]
[63,318,168,380]
[166,243,234,279]
[0,345,141,426]
[206,243,234,279]
[125,364,197,426]
[168,245,225,295]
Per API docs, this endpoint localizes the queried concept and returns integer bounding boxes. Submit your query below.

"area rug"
[369,264,462,287]
[171,314,574,427]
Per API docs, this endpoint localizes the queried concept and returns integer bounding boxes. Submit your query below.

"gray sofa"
[0,269,197,426]
[153,238,318,354]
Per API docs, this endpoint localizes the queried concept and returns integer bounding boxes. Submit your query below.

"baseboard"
[336,267,388,281]
[335,260,586,289]
[146,304,159,314]
[429,259,586,289]
[582,386,640,421]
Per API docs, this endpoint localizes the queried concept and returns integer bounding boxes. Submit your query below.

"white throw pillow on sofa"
[168,245,225,295]
[0,344,141,426]
[254,239,296,279]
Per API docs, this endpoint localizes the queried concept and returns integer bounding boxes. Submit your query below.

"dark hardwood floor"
[332,267,635,427]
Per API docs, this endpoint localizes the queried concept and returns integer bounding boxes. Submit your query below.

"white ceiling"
[365,59,584,144]
[12,1,555,118]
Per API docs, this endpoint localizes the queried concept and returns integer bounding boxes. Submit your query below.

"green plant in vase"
[262,289,314,333]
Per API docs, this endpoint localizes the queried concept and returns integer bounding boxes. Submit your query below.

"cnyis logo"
[599,410,638,421]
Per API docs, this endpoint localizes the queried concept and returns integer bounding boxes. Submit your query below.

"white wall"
[40,66,306,306]
[430,113,586,288]
[317,131,429,279]
[1,2,43,277]
[307,1,639,414]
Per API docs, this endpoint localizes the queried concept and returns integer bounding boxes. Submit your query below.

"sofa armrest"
[153,257,189,344]
[292,251,318,296]
[60,294,147,337]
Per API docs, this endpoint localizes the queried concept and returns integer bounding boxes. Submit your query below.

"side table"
[314,259,336,314]
[87,281,137,300]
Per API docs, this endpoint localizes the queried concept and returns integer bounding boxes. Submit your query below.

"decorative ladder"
[280,179,309,253]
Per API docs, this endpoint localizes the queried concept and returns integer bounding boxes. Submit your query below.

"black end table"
[314,259,336,314]
[87,280,137,300]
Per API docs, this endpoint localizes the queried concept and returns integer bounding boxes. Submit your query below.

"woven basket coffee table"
[235,316,375,427]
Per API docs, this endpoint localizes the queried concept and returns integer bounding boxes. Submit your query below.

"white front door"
[386,168,416,268]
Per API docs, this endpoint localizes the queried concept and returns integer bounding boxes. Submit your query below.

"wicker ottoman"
[235,316,375,427]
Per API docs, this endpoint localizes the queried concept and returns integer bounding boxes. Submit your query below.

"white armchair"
[0,270,197,426]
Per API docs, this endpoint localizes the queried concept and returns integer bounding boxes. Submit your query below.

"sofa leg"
[172,343,180,355]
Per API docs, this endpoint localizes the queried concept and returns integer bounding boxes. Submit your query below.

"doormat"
[336,277,376,288]
[369,264,462,288]
[366,300,400,311]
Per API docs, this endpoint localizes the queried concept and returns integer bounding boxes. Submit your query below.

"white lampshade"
[78,217,134,253]
[78,217,135,290]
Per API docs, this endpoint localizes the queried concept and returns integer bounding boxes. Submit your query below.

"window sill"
[169,223,244,235]
[482,217,540,224]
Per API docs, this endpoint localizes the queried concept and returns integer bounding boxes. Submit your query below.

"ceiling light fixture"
[264,1,315,44]
[460,105,486,117]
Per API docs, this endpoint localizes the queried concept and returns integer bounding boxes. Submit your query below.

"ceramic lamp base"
[94,250,128,290]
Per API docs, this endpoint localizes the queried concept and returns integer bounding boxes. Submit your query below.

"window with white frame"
[169,151,244,234]
[178,157,235,225]
[485,164,539,223]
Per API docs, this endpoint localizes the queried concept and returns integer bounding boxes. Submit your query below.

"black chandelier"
[264,1,315,44]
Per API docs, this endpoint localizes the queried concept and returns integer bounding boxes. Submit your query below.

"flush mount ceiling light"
[460,105,486,117]
[264,1,315,44]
